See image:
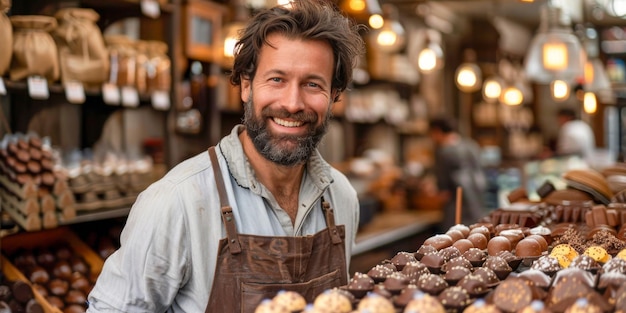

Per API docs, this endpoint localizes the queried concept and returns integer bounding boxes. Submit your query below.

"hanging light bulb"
[524,5,585,83]
[369,14,384,29]
[500,85,524,106]
[550,79,570,101]
[455,49,482,93]
[482,77,503,102]
[221,0,249,68]
[370,4,406,53]
[416,29,444,74]
[583,92,597,113]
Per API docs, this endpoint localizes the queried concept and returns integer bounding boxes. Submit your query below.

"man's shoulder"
[159,151,213,185]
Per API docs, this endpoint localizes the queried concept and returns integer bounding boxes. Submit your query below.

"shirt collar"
[217,125,334,191]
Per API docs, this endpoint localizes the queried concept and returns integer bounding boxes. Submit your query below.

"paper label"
[0,78,6,95]
[27,76,49,100]
[64,81,86,104]
[121,86,140,107]
[141,0,161,18]
[102,83,121,105]
[151,91,171,111]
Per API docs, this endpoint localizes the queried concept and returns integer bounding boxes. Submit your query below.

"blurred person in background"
[428,116,487,231]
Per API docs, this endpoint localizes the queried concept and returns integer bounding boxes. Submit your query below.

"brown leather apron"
[205,147,348,313]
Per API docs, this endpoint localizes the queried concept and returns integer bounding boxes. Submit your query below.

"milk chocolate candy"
[28,136,42,149]
[0,285,10,302]
[28,147,42,161]
[493,277,533,312]
[25,299,43,313]
[507,187,528,204]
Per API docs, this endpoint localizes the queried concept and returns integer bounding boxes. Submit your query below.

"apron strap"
[321,197,343,245]
[208,146,242,254]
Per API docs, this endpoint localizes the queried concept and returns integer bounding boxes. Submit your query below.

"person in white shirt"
[556,108,596,160]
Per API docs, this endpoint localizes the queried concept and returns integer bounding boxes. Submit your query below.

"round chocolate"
[493,278,533,312]
[52,260,73,280]
[367,264,395,283]
[54,246,73,261]
[69,257,89,276]
[0,285,10,302]
[531,255,562,274]
[452,239,474,254]
[12,280,33,304]
[463,248,486,265]
[445,229,465,242]
[401,261,429,285]
[443,266,471,284]
[393,285,421,308]
[69,273,91,294]
[404,291,446,313]
[63,304,86,313]
[64,289,86,306]
[515,238,542,258]
[346,272,375,298]
[499,229,524,248]
[449,224,471,238]
[47,279,69,297]
[423,234,453,250]
[273,290,306,312]
[437,286,471,310]
[36,250,56,270]
[441,256,473,273]
[467,233,488,250]
[46,296,64,309]
[457,273,489,296]
[28,266,50,285]
[569,255,600,271]
[25,298,44,313]
[469,225,491,240]
[526,234,548,251]
[473,267,500,285]
[487,236,512,256]
[383,272,409,294]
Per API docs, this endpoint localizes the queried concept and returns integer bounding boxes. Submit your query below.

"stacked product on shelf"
[0,0,11,78]
[0,133,76,231]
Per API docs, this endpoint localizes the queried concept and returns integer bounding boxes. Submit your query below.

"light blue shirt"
[87,125,360,312]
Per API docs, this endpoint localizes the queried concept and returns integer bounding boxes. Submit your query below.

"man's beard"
[243,97,331,167]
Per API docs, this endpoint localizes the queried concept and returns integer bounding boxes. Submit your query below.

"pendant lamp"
[455,49,482,93]
[524,5,585,84]
[416,29,444,74]
[369,4,406,54]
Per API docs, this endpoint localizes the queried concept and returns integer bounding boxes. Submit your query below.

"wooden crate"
[2,227,105,312]
[2,255,62,313]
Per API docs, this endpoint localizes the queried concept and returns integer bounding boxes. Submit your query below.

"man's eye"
[306,82,320,88]
[270,78,282,82]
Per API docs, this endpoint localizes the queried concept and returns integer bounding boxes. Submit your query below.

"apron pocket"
[240,269,342,313]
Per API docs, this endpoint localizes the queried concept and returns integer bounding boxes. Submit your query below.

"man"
[428,117,487,231]
[87,1,364,312]
[556,107,595,160]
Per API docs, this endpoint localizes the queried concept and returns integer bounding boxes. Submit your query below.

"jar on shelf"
[136,40,171,93]
[104,35,137,87]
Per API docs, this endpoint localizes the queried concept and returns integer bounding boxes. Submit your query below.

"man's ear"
[241,77,251,103]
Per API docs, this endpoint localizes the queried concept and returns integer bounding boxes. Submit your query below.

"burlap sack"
[0,0,12,76]
[104,35,137,87]
[10,15,60,82]
[54,8,109,86]
[136,40,170,93]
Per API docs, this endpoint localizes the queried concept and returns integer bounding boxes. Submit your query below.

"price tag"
[121,86,140,108]
[0,78,6,95]
[27,76,49,100]
[151,90,170,111]
[102,83,121,105]
[64,81,86,104]
[141,0,161,18]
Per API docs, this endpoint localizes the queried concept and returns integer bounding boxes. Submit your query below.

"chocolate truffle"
[470,224,492,238]
[449,224,471,238]
[0,285,10,302]
[69,257,89,276]
[445,229,465,242]
[403,291,445,313]
[28,266,50,284]
[438,246,461,263]
[401,261,429,285]
[463,248,486,266]
[493,277,534,312]
[423,234,454,250]
[417,273,448,295]
[457,273,489,296]
[437,286,471,310]
[64,289,86,305]
[357,292,394,313]
[441,256,473,273]
[47,279,69,297]
[272,290,306,312]
[390,251,417,271]
[367,264,395,283]
[12,280,33,304]
[530,255,562,274]
[473,267,500,286]
[393,284,421,308]
[514,269,552,290]
[443,266,471,284]
[69,272,91,294]
[415,245,437,260]
[420,253,445,273]
[467,233,488,250]
[382,272,409,294]
[52,260,73,280]
[483,256,512,273]
[312,289,352,313]
[463,298,502,313]
[452,239,474,254]
[602,257,626,274]
[515,238,543,258]
[35,250,55,269]
[499,229,524,248]
[569,255,600,271]
[487,236,512,256]
[25,299,44,313]
[346,272,375,297]
[46,296,64,309]
[526,234,549,252]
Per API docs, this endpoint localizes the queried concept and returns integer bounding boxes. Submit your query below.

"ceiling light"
[550,79,570,101]
[583,92,597,113]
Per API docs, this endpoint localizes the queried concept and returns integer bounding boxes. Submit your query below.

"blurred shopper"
[428,116,487,231]
[555,108,595,160]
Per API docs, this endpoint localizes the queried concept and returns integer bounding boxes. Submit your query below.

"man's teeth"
[273,117,303,127]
